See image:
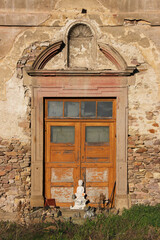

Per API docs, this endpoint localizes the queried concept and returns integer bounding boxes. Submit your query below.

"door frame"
[25,73,132,209]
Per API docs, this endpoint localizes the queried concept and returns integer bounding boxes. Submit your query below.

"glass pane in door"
[48,101,63,117]
[64,102,79,117]
[85,126,109,143]
[97,102,113,118]
[51,126,75,143]
[81,101,96,117]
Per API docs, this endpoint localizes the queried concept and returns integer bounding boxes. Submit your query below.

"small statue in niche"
[70,179,87,210]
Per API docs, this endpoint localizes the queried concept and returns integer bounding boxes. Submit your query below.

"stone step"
[0,210,17,221]
[72,218,86,225]
[60,208,86,219]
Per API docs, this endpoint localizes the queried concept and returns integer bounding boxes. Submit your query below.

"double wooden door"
[45,121,116,207]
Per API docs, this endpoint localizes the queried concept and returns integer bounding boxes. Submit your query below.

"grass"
[0,204,160,240]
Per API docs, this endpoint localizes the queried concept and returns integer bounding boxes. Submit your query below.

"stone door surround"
[24,72,136,209]
[25,21,137,209]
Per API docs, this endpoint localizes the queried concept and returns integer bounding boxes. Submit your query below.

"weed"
[0,204,159,240]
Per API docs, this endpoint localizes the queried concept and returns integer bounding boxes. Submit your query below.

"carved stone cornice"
[27,35,137,77]
[26,68,137,77]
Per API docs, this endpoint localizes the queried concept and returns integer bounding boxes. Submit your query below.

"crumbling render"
[124,19,151,26]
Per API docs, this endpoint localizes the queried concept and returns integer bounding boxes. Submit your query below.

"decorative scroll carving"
[69,24,93,38]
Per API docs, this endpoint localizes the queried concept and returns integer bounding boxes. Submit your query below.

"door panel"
[81,122,115,206]
[45,122,80,207]
[85,147,110,163]
[51,168,73,182]
[50,146,75,163]
[51,187,74,203]
[87,187,109,203]
[86,168,108,182]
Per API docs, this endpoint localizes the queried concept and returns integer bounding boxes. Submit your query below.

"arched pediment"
[32,40,65,70]
[28,23,137,76]
[98,43,127,71]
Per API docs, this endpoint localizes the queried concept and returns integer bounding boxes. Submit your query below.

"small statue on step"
[70,180,87,210]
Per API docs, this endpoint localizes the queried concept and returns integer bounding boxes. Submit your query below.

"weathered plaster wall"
[0,0,160,218]
[0,0,160,26]
[99,25,160,205]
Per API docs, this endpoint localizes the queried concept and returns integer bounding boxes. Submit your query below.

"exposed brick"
[0,151,5,156]
[148,129,156,133]
[5,165,12,172]
[0,171,6,176]
[5,152,17,156]
[128,134,160,206]
[134,162,142,166]
[136,148,147,153]
[8,144,14,151]
[152,122,159,127]
[154,140,160,145]
[145,111,153,120]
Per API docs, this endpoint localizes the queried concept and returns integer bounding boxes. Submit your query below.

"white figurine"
[70,180,87,210]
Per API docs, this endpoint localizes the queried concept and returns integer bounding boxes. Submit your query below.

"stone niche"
[67,23,117,70]
[68,23,95,69]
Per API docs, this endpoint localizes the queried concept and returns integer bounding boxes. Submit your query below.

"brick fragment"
[136,148,147,153]
[0,151,5,156]
[5,152,17,156]
[148,129,156,133]
[0,171,6,176]
[146,111,153,120]
[154,139,160,145]
[145,172,153,178]
[5,165,12,171]
[152,122,159,127]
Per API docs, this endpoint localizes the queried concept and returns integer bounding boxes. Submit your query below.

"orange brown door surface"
[45,99,116,207]
[45,122,80,207]
[81,122,115,206]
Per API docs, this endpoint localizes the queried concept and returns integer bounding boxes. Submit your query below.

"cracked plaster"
[0,3,159,155]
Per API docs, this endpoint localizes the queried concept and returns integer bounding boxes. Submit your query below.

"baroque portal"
[26,21,137,210]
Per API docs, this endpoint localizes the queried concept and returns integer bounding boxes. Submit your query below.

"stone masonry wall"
[128,135,160,206]
[0,85,31,214]
[128,61,160,205]
[0,138,31,212]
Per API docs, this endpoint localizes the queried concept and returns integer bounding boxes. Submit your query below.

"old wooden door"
[45,121,81,207]
[45,99,116,207]
[81,122,115,206]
